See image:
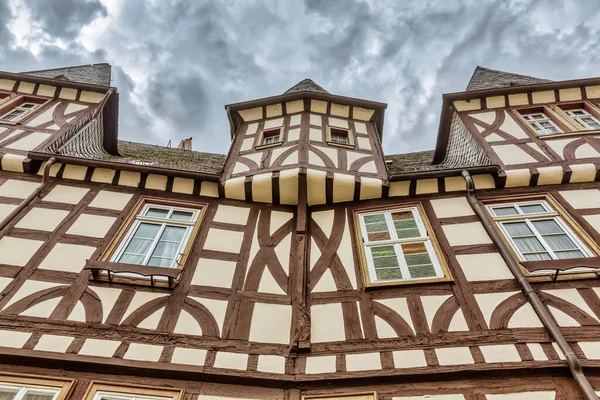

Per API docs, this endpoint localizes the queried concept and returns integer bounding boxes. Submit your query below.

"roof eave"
[0,70,115,93]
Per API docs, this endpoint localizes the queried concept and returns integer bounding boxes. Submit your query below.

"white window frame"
[358,207,444,283]
[93,391,171,400]
[111,203,200,269]
[0,383,60,400]
[487,200,593,266]
[565,108,600,131]
[0,102,40,122]
[522,112,563,135]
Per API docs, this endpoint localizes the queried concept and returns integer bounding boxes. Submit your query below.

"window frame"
[515,101,600,138]
[303,392,377,400]
[0,373,74,400]
[521,112,563,135]
[83,382,183,400]
[102,197,205,274]
[325,125,355,148]
[353,203,451,287]
[256,123,285,149]
[0,95,48,124]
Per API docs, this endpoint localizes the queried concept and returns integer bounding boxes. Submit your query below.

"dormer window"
[262,128,281,145]
[326,126,355,148]
[521,111,562,135]
[0,96,46,124]
[565,109,600,130]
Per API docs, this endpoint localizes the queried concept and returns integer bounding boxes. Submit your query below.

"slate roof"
[284,78,329,94]
[466,66,551,91]
[21,63,112,87]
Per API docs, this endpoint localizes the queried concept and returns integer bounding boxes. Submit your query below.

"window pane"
[523,252,552,261]
[401,242,436,279]
[363,213,390,241]
[554,250,585,259]
[492,206,518,216]
[370,245,402,281]
[503,221,534,237]
[544,234,578,251]
[171,210,194,221]
[531,219,563,234]
[0,389,18,400]
[145,208,169,218]
[513,237,546,252]
[22,391,56,400]
[519,204,546,214]
[391,211,420,239]
[148,226,186,267]
[118,223,161,264]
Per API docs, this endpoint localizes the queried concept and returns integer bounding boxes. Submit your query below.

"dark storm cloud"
[24,0,107,40]
[5,0,600,155]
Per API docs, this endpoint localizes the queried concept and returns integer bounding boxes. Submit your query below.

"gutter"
[0,157,56,233]
[388,165,499,181]
[461,170,598,400]
[28,153,221,183]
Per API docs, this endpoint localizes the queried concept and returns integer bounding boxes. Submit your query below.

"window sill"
[0,120,18,125]
[255,142,283,150]
[521,257,600,281]
[326,140,355,149]
[364,275,453,288]
[538,129,600,139]
[84,260,182,287]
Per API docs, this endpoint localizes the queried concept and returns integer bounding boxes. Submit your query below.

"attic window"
[326,126,355,148]
[262,128,281,145]
[0,96,46,123]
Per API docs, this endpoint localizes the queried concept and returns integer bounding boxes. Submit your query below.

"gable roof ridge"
[466,66,552,91]
[284,78,329,94]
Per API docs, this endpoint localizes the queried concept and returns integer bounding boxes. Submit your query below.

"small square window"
[326,126,355,147]
[261,128,282,145]
[564,108,600,131]
[521,111,562,135]
[0,98,45,123]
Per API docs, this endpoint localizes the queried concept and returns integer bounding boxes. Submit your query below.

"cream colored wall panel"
[307,169,327,205]
[444,177,466,192]
[0,330,31,348]
[569,163,596,183]
[279,168,299,205]
[67,214,116,238]
[544,288,598,322]
[174,310,202,335]
[264,117,284,129]
[475,291,519,327]
[485,133,505,142]
[287,128,300,141]
[123,343,163,362]
[584,215,600,234]
[508,93,528,106]
[214,352,248,370]
[309,128,323,141]
[393,395,465,400]
[486,393,555,400]
[204,228,244,253]
[91,168,115,183]
[232,162,250,174]
[65,103,88,114]
[480,344,521,363]
[0,237,43,266]
[78,339,121,357]
[559,87,582,101]
[266,103,282,118]
[337,215,358,289]
[420,295,451,331]
[330,103,349,117]
[312,268,336,292]
[500,113,529,139]
[89,190,132,210]
[486,95,505,108]
[526,343,548,361]
[504,169,531,187]
[377,298,415,333]
[357,136,371,150]
[575,143,600,159]
[58,87,77,100]
[3,280,60,309]
[474,174,496,189]
[240,138,254,151]
[238,107,262,122]
[345,352,381,371]
[346,151,368,167]
[531,90,555,104]
[258,268,285,295]
[79,91,104,103]
[435,347,474,365]
[328,117,349,129]
[443,222,491,246]
[315,145,338,166]
[552,342,566,360]
[305,355,336,374]
[508,303,543,328]
[252,172,273,203]
[213,205,250,225]
[457,253,513,281]
[192,259,237,288]
[200,181,219,197]
[359,160,377,173]
[353,107,375,121]
[62,165,87,180]
[171,348,207,366]
[257,355,285,374]
[311,303,345,342]
[392,349,427,368]
[118,170,141,187]
[545,139,570,160]
[20,297,60,318]
[245,123,259,135]
[453,99,481,111]
[34,334,73,353]
[67,301,85,322]
[16,208,69,232]
[282,152,300,167]
[431,197,473,218]
[0,79,15,90]
[38,243,96,272]
[289,114,301,126]
[492,144,537,165]
[249,303,291,344]
[170,177,193,194]
[548,306,580,327]
[586,85,600,98]
[17,81,35,94]
[536,166,563,185]
[333,173,355,203]
[578,342,600,359]
[26,103,58,127]
[1,154,26,172]
[360,177,382,200]
[144,174,167,190]
[389,181,410,197]
[190,297,228,333]
[0,204,16,220]
[6,132,51,151]
[43,185,88,204]
[286,100,304,114]
[310,113,322,126]
[415,178,437,195]
[224,176,246,200]
[137,307,164,330]
[560,189,600,209]
[354,121,367,134]
[311,211,333,242]
[311,100,327,114]
[470,111,496,125]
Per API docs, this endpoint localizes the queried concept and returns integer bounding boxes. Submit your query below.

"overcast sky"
[2,0,600,155]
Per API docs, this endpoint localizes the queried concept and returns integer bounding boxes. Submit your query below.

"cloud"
[4,0,600,155]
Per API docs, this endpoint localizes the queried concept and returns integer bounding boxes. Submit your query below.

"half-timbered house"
[0,64,600,399]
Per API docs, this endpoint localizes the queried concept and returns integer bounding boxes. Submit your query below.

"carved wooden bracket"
[84,260,182,287]
[521,257,600,281]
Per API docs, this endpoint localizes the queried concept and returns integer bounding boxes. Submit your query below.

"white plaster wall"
[311,303,345,342]
[16,208,69,231]
[248,303,292,344]
[37,243,96,272]
[443,222,492,246]
[88,191,133,210]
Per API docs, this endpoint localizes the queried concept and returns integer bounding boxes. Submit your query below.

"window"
[260,128,282,146]
[488,200,593,262]
[357,206,448,285]
[111,203,201,269]
[0,375,72,400]
[0,103,39,122]
[84,382,182,400]
[522,112,562,135]
[565,108,600,130]
[326,126,355,147]
[0,96,46,123]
